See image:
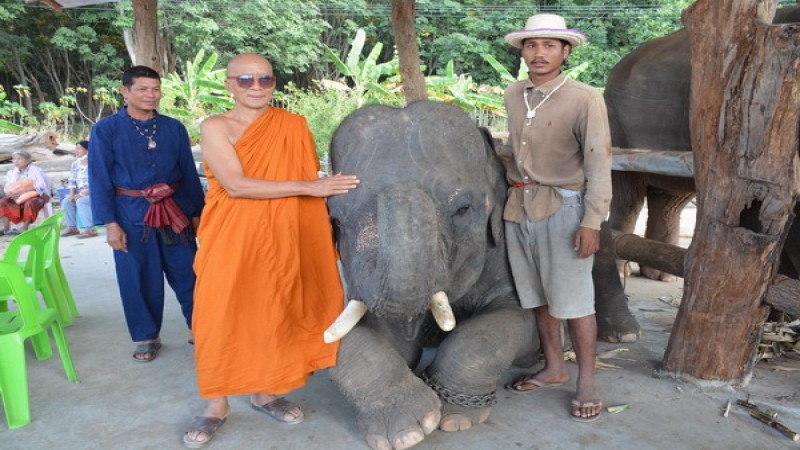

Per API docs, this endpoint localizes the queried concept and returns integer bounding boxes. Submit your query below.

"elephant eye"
[453,205,471,217]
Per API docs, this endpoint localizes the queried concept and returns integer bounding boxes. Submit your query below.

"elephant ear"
[478,126,505,247]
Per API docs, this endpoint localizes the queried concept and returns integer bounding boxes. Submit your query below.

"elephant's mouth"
[323,291,455,343]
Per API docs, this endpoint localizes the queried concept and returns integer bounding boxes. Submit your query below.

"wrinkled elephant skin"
[327,102,538,450]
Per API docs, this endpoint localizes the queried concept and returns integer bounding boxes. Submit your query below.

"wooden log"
[610,229,800,316]
[764,275,800,316]
[0,131,60,162]
[611,147,694,177]
[662,0,800,383]
[611,230,686,277]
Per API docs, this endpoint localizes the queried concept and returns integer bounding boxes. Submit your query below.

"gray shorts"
[505,191,595,319]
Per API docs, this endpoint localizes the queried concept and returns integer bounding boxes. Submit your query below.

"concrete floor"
[2,208,799,450]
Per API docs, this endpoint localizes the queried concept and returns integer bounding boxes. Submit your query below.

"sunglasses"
[227,75,275,89]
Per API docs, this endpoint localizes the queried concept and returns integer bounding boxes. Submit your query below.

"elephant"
[325,101,638,450]
[604,5,800,281]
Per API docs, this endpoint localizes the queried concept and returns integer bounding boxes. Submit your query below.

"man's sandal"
[132,342,162,362]
[183,415,228,449]
[570,399,603,422]
[251,397,305,424]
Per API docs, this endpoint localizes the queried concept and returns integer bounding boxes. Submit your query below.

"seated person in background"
[0,150,51,235]
[61,140,97,238]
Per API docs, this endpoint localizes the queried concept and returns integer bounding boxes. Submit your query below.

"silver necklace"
[523,77,568,125]
[130,115,158,149]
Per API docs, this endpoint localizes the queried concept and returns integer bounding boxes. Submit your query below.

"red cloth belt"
[511,181,539,188]
[115,183,190,237]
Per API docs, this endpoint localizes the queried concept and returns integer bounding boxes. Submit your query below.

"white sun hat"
[504,13,588,49]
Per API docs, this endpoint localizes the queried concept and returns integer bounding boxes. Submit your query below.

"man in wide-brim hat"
[498,13,612,424]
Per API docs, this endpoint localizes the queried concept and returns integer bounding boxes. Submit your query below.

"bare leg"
[567,315,602,419]
[18,219,30,231]
[508,305,569,390]
[184,397,230,444]
[533,306,570,382]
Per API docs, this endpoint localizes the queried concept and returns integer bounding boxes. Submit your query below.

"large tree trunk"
[662,0,800,383]
[130,0,161,73]
[391,0,427,104]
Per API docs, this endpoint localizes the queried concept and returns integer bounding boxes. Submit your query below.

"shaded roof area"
[24,0,118,11]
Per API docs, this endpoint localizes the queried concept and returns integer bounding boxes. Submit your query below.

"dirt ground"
[2,203,799,449]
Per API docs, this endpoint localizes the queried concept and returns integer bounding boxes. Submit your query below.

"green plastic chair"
[0,259,79,429]
[39,212,80,320]
[4,223,73,327]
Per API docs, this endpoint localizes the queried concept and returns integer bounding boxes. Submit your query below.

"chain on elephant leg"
[421,369,496,432]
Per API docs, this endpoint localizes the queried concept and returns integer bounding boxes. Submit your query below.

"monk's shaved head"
[227,53,272,76]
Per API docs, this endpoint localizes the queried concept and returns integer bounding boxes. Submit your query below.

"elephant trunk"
[374,184,444,320]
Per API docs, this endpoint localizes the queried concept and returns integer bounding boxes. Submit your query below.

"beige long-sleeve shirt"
[500,72,612,230]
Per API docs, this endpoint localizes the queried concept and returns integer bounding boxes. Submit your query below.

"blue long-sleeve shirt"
[89,108,204,227]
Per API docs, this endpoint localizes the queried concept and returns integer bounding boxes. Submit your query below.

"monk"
[183,53,359,449]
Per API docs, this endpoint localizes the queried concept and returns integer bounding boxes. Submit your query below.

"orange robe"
[193,108,343,398]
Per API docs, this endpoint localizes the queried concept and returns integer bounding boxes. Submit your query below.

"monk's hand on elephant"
[574,226,600,258]
[105,222,128,253]
[309,173,360,198]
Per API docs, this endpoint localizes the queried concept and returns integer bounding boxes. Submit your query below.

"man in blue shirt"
[89,65,205,363]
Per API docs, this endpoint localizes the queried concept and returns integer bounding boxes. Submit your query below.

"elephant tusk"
[323,300,368,343]
[430,291,456,331]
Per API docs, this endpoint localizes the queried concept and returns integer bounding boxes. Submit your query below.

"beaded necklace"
[130,114,158,149]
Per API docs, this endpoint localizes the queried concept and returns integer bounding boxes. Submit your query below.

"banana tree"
[425,60,504,114]
[160,49,233,140]
[324,29,402,107]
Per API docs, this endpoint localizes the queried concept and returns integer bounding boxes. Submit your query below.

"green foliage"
[160,0,328,81]
[38,101,74,135]
[0,86,27,132]
[324,29,402,107]
[279,84,360,164]
[160,50,233,142]
[0,0,701,143]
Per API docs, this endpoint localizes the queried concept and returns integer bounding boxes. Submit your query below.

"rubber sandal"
[61,228,80,237]
[132,342,162,362]
[76,229,99,238]
[183,415,228,449]
[251,397,305,424]
[570,398,603,422]
[505,373,565,394]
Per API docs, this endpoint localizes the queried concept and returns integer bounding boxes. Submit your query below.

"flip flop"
[505,374,565,394]
[183,415,228,449]
[132,342,162,362]
[570,398,603,422]
[251,397,305,424]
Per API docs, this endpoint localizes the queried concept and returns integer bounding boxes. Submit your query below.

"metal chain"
[420,370,497,408]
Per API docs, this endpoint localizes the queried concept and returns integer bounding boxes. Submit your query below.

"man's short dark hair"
[76,140,89,150]
[520,37,571,50]
[122,65,160,87]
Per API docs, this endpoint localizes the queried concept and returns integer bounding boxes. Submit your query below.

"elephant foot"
[439,403,491,432]
[640,266,677,282]
[359,380,442,450]
[366,411,440,450]
[597,309,641,343]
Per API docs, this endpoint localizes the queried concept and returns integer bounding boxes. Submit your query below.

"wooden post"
[662,0,800,383]
[391,0,428,104]
[131,0,162,73]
